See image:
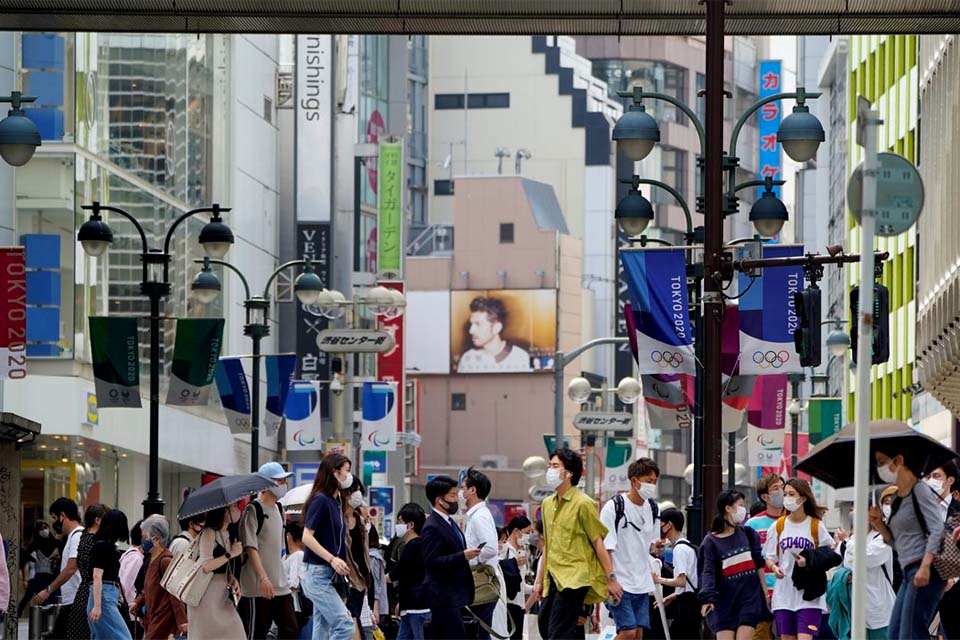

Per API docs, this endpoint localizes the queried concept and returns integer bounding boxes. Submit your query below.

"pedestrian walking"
[17,520,59,617]
[598,457,660,640]
[284,522,312,640]
[420,475,480,639]
[744,474,785,640]
[699,490,769,640]
[869,449,946,640]
[118,520,144,638]
[368,527,389,631]
[763,479,838,640]
[341,478,371,637]
[461,467,507,639]
[389,503,431,640]
[836,509,895,639]
[169,514,205,557]
[238,461,299,639]
[926,461,960,638]
[131,515,188,640]
[299,453,357,640]
[87,509,132,639]
[534,448,621,640]
[655,508,700,640]
[502,516,534,640]
[67,502,107,639]
[186,502,246,639]
[36,498,84,638]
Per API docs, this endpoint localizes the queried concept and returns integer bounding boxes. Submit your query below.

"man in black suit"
[420,475,481,639]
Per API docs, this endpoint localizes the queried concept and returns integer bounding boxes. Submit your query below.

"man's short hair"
[470,297,507,326]
[397,503,427,534]
[628,457,660,480]
[941,460,960,483]
[465,467,492,500]
[660,508,684,532]
[749,500,766,518]
[49,497,80,522]
[551,448,583,486]
[756,473,784,498]
[426,475,458,506]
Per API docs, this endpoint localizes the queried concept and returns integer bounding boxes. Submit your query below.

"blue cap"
[258,461,293,480]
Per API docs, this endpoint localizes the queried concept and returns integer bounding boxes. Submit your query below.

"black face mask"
[442,499,459,516]
[52,518,63,535]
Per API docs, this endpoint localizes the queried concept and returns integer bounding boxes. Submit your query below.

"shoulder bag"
[160,532,215,607]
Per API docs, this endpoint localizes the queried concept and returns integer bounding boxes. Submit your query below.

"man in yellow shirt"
[533,448,622,639]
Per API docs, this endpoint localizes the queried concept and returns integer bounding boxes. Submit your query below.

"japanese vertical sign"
[738,244,804,375]
[166,319,225,406]
[377,281,404,432]
[88,317,140,407]
[377,140,404,277]
[0,248,27,379]
[214,357,252,433]
[758,60,782,198]
[296,222,331,417]
[296,35,332,223]
[620,248,696,375]
[361,381,398,451]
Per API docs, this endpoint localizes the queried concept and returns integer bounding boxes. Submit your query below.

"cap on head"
[258,461,294,480]
[881,485,899,501]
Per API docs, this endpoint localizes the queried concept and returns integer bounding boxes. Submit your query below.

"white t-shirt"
[672,538,698,594]
[600,496,658,595]
[457,345,531,373]
[763,516,835,612]
[60,527,84,605]
[842,532,896,630]
[284,549,306,590]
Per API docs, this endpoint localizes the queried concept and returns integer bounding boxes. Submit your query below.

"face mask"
[881,504,892,520]
[544,468,563,489]
[229,505,241,522]
[639,483,658,500]
[339,471,355,490]
[395,523,409,538]
[458,489,467,503]
[877,462,898,484]
[783,497,802,513]
[519,534,530,546]
[349,491,364,508]
[768,492,785,508]
[660,526,670,538]
[52,519,63,535]
[731,505,747,524]
[442,499,459,516]
[141,538,154,554]
[365,521,372,533]
[926,478,945,495]
[529,533,541,547]
[269,484,288,499]
[38,529,50,539]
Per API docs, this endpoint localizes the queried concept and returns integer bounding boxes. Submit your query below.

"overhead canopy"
[1,0,959,34]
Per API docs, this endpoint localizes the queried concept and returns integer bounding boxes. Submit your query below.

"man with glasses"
[239,461,299,639]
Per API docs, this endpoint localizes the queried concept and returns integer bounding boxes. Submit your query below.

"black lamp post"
[78,201,234,517]
[0,91,41,166]
[191,257,325,470]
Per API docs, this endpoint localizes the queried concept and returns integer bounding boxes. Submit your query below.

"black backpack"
[613,493,659,531]
[251,500,285,535]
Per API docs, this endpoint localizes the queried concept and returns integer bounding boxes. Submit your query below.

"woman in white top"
[501,515,534,640]
[840,511,896,639]
[763,478,837,640]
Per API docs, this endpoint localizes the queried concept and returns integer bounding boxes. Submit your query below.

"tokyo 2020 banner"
[620,248,695,375]
[737,244,804,375]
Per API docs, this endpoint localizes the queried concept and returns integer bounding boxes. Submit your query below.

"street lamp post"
[191,257,325,470]
[78,201,235,517]
[0,91,41,166]
[552,338,629,447]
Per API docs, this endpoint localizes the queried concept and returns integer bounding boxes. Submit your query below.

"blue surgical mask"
[141,538,154,554]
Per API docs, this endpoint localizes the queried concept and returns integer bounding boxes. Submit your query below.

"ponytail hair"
[785,478,827,519]
[710,489,746,534]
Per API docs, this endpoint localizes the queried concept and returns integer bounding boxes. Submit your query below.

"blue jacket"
[826,566,852,640]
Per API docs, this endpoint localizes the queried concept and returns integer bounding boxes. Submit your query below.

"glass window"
[451,393,466,410]
[467,93,510,109]
[499,223,514,244]
[435,94,465,110]
[434,180,455,196]
[660,147,688,203]
[592,59,687,124]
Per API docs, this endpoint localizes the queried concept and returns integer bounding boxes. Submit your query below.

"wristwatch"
[607,572,617,580]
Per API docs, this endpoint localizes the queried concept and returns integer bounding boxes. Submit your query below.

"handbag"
[160,533,215,607]
[905,488,960,579]
[470,563,501,606]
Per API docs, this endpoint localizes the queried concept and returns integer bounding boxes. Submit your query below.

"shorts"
[608,591,651,633]
[774,608,822,637]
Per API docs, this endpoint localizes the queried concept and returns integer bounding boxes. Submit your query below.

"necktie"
[448,517,466,548]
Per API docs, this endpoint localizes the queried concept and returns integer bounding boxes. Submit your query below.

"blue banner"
[215,358,251,434]
[265,354,297,437]
[620,248,695,374]
[758,60,783,199]
[738,244,804,374]
[284,380,323,451]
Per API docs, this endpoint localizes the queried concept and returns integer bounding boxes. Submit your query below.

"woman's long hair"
[710,490,746,534]
[785,478,827,519]
[303,454,351,522]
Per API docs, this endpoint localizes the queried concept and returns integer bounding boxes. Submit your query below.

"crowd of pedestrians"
[12,442,960,640]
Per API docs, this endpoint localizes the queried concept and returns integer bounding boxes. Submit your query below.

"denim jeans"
[887,563,945,640]
[86,582,132,640]
[301,563,356,640]
[397,612,431,640]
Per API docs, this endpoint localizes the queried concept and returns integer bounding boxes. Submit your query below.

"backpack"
[774,515,820,558]
[613,493,659,531]
[670,539,700,593]
[251,500,285,535]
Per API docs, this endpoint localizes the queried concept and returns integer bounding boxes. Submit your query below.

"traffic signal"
[793,284,822,367]
[850,283,890,365]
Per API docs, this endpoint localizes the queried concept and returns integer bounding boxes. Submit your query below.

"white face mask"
[783,497,802,513]
[38,529,50,539]
[339,471,355,490]
[458,489,467,503]
[926,478,945,496]
[395,523,409,538]
[731,505,747,524]
[876,462,898,484]
[349,491,363,508]
[545,468,563,489]
[269,483,288,499]
[639,483,658,500]
[881,504,892,520]
[519,534,531,546]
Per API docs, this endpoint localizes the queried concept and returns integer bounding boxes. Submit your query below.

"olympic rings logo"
[752,350,792,369]
[650,350,685,369]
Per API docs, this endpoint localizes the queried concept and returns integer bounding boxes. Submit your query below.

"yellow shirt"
[542,486,609,604]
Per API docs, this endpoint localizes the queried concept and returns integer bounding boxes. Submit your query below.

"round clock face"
[848,152,925,237]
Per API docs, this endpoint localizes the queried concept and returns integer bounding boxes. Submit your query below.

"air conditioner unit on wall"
[479,454,508,470]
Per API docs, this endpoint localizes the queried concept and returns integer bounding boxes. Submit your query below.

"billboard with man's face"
[450,289,556,374]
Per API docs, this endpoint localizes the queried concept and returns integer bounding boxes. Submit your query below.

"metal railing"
[407,224,454,256]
